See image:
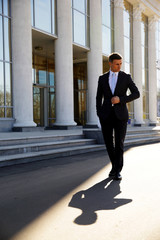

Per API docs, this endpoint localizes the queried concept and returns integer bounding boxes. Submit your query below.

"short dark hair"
[109,52,123,62]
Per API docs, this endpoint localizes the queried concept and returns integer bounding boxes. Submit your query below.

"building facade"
[0,0,160,131]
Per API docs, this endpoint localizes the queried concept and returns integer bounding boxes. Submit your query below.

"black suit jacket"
[96,71,140,121]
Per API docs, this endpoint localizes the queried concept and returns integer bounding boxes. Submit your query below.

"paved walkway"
[0,142,160,240]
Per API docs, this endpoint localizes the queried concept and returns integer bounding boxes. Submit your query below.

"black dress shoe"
[114,173,122,180]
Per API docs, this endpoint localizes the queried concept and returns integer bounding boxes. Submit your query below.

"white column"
[114,0,125,67]
[148,15,158,125]
[133,4,144,125]
[54,0,76,126]
[11,0,36,127]
[86,0,102,126]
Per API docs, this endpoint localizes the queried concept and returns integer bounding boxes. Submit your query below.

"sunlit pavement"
[0,143,160,240]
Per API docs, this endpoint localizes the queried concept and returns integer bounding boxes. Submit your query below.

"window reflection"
[102,0,113,55]
[35,0,51,33]
[0,0,2,14]
[4,17,11,61]
[38,70,46,85]
[5,63,11,106]
[74,63,87,125]
[123,0,134,120]
[124,11,130,37]
[124,62,130,74]
[141,13,149,120]
[0,107,4,117]
[0,62,4,107]
[33,87,41,125]
[0,16,3,60]
[32,55,55,126]
[52,0,56,34]
[102,26,111,55]
[156,21,160,118]
[73,11,85,46]
[31,0,34,26]
[48,72,54,86]
[124,37,130,63]
[72,0,89,47]
[32,0,56,35]
[73,0,85,13]
[0,0,12,118]
[6,107,12,118]
[123,0,133,74]
[102,0,111,27]
[3,0,10,16]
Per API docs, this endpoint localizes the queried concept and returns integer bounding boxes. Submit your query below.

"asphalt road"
[0,142,160,240]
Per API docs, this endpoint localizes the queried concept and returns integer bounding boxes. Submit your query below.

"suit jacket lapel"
[114,71,121,94]
[105,71,113,94]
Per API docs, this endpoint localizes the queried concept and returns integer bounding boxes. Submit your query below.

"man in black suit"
[96,53,140,180]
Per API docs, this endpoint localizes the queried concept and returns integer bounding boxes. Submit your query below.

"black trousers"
[100,108,127,173]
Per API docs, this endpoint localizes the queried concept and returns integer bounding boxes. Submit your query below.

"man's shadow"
[69,178,132,225]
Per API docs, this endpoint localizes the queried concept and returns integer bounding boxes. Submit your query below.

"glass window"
[124,62,130,74]
[4,17,11,61]
[72,0,89,47]
[5,63,11,106]
[48,72,54,86]
[156,21,160,119]
[124,10,130,37]
[73,63,87,126]
[52,0,56,34]
[6,107,12,118]
[31,0,34,26]
[73,0,85,13]
[32,0,56,35]
[0,2,12,118]
[123,0,134,120]
[48,92,55,125]
[32,55,56,126]
[73,11,85,46]
[32,68,35,84]
[102,0,111,27]
[35,0,51,33]
[3,0,10,16]
[141,13,149,120]
[0,16,3,60]
[38,70,47,85]
[123,0,133,73]
[0,107,4,117]
[0,1,12,118]
[124,37,130,63]
[0,62,4,106]
[102,0,114,55]
[102,26,111,55]
[0,0,2,14]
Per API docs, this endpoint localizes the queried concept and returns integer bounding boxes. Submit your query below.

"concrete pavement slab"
[0,143,160,240]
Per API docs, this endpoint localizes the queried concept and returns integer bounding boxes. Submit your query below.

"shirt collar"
[110,70,119,76]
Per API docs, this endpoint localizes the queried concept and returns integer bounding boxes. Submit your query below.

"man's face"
[109,59,122,72]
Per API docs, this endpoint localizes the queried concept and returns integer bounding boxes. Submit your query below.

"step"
[125,131,160,140]
[0,144,105,167]
[0,134,159,168]
[83,128,160,144]
[126,129,160,135]
[0,133,84,146]
[124,136,160,146]
[0,139,96,156]
[0,128,159,168]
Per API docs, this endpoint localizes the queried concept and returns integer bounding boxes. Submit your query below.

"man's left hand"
[111,96,120,105]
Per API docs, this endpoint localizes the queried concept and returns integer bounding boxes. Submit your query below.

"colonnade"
[11,0,158,128]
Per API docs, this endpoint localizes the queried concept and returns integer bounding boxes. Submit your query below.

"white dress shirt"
[109,70,119,94]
